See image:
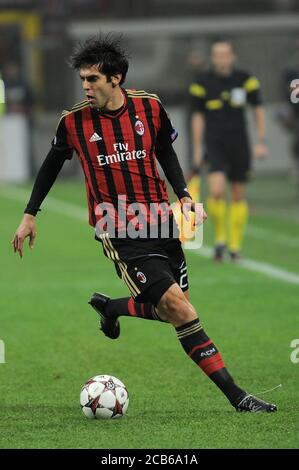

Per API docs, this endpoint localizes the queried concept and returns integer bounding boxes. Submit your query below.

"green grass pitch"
[0,175,298,449]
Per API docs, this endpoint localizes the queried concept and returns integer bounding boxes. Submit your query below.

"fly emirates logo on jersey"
[96,143,147,167]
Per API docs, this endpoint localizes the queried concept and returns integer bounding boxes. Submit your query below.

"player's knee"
[231,184,246,201]
[158,284,197,327]
[231,193,245,202]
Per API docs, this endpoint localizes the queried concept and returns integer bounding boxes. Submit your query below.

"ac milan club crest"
[135,120,145,136]
[137,271,147,283]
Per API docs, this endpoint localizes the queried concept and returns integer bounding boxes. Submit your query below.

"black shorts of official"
[205,132,251,182]
[96,234,189,306]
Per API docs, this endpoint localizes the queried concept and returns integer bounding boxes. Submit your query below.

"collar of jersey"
[94,88,128,119]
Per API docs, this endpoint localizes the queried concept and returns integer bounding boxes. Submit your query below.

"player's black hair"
[69,33,129,85]
[210,37,235,52]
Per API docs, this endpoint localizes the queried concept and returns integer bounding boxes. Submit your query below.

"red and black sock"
[105,297,166,322]
[176,318,244,405]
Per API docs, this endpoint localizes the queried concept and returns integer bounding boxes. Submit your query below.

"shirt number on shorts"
[179,263,188,289]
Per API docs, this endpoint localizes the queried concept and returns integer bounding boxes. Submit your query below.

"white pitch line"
[196,246,299,286]
[2,185,299,286]
[0,185,87,221]
[246,225,299,248]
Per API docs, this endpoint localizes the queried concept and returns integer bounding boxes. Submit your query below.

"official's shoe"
[213,244,226,262]
[88,292,120,340]
[235,394,277,413]
[229,251,242,262]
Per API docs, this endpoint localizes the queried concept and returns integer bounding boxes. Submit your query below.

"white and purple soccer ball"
[80,375,129,419]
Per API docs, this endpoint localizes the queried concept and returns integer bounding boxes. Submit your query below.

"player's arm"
[189,81,206,173]
[12,116,73,258]
[156,141,206,225]
[155,105,207,225]
[156,139,190,201]
[245,75,268,159]
[253,105,268,159]
[191,111,205,172]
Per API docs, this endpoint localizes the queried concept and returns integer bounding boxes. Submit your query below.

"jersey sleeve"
[243,74,263,106]
[51,113,74,159]
[189,79,206,113]
[156,103,178,147]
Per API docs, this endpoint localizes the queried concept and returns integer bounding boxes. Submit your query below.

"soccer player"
[12,35,276,412]
[190,38,268,261]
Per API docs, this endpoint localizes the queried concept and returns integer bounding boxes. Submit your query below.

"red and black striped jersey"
[52,88,179,234]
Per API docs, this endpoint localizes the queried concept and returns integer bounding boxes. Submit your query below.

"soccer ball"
[80,374,129,419]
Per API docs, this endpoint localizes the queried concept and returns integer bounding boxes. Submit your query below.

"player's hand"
[254,142,268,160]
[179,197,207,226]
[11,214,37,258]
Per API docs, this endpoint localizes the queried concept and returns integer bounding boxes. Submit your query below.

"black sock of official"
[105,297,167,322]
[176,318,245,405]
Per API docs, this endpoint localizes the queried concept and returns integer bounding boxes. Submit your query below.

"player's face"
[211,43,235,74]
[79,65,116,109]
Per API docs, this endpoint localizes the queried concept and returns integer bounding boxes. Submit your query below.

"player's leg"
[228,182,248,260]
[205,138,229,261]
[90,292,168,323]
[157,284,244,404]
[156,283,276,412]
[157,240,276,411]
[228,136,250,260]
[90,273,191,329]
[158,239,243,405]
[207,171,227,261]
